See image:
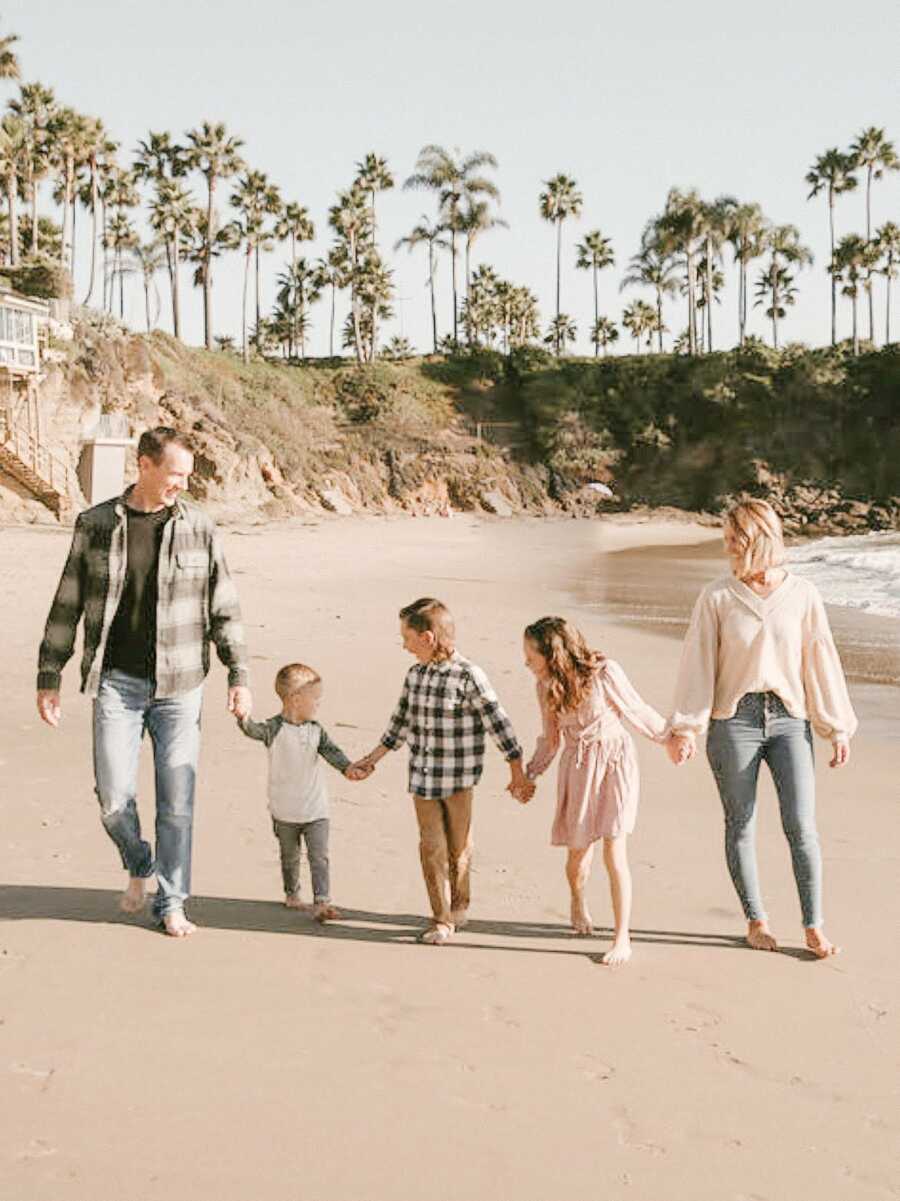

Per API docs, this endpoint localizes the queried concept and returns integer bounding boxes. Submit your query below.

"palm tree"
[726,202,769,346]
[755,223,812,348]
[354,152,393,247]
[78,121,113,305]
[806,148,858,345]
[230,169,281,331]
[653,188,706,355]
[508,285,540,349]
[187,210,241,340]
[698,195,736,351]
[621,228,679,353]
[622,300,656,352]
[0,23,20,80]
[590,316,619,356]
[329,184,371,362]
[575,230,614,354]
[149,178,195,339]
[49,106,94,271]
[404,144,500,344]
[539,173,583,354]
[0,114,26,267]
[100,166,138,311]
[10,82,56,255]
[355,252,393,361]
[275,201,314,280]
[458,196,507,304]
[850,127,898,343]
[185,121,245,349]
[103,211,138,318]
[875,221,900,343]
[394,215,450,353]
[316,244,350,358]
[832,234,872,355]
[543,313,577,355]
[275,258,324,359]
[125,239,166,331]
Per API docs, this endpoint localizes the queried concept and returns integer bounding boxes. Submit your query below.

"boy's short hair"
[399,597,455,662]
[275,663,321,698]
[137,426,194,464]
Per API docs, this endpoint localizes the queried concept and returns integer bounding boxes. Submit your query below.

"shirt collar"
[114,484,187,521]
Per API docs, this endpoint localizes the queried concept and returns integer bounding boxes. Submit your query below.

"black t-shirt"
[104,506,171,680]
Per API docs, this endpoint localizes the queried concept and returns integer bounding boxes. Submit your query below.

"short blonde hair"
[725,499,785,579]
[274,662,321,699]
[399,597,456,662]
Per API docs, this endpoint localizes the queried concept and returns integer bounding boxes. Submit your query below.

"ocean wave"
[788,533,900,618]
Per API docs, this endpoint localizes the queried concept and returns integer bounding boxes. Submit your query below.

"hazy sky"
[8,0,900,354]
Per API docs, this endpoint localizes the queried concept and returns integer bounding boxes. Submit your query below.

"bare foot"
[746,920,778,951]
[419,923,453,945]
[284,894,312,911]
[162,911,197,938]
[450,910,468,931]
[119,877,148,914]
[313,902,341,923]
[570,897,593,936]
[805,927,841,958]
[601,938,632,967]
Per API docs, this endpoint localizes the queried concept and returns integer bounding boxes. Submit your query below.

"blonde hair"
[275,662,321,699]
[524,616,605,713]
[725,499,785,579]
[399,597,456,662]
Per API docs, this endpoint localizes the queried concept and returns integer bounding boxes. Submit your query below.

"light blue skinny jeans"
[706,691,823,929]
[92,669,203,919]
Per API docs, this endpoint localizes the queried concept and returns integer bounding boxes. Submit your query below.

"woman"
[668,499,856,958]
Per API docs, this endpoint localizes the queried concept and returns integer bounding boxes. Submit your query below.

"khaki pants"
[413,789,474,928]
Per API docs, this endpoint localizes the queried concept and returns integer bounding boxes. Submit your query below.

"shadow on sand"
[0,883,817,961]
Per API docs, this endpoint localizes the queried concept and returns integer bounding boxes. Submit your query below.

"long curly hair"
[524,616,605,713]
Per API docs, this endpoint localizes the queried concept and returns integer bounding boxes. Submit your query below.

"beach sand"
[1,515,897,1201]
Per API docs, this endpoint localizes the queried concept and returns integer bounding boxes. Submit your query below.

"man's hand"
[228,685,252,721]
[509,777,536,804]
[37,689,61,728]
[829,739,850,768]
[665,732,695,766]
[345,763,373,782]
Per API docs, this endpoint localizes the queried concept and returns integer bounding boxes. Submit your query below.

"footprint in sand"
[17,1139,57,1160]
[612,1106,667,1157]
[577,1053,615,1082]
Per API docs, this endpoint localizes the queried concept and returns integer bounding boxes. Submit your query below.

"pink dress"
[525,660,668,848]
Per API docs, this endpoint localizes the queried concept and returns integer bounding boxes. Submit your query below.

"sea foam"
[788,532,900,619]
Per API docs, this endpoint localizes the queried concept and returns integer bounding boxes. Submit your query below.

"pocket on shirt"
[176,550,208,576]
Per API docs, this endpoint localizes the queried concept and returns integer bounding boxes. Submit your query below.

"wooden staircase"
[0,407,73,518]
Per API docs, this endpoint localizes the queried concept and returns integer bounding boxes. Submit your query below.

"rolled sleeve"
[208,527,249,688]
[37,515,88,691]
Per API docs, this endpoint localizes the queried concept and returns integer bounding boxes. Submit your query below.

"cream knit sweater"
[671,573,858,742]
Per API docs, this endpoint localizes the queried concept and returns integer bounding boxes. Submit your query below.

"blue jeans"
[706,692,823,929]
[92,670,203,918]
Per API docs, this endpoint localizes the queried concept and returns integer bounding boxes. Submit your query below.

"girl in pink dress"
[521,617,670,966]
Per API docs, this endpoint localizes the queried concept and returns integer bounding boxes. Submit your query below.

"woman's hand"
[829,739,850,768]
[665,732,695,766]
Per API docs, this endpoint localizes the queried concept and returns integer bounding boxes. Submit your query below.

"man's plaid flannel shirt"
[37,488,248,698]
[380,652,522,799]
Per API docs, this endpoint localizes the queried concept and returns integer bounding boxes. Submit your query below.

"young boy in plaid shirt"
[356,598,529,944]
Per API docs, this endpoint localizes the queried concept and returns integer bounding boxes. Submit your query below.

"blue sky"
[8,0,900,353]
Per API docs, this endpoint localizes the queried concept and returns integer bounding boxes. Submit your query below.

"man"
[36,427,252,937]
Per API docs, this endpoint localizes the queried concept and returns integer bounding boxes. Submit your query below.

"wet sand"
[1,515,897,1201]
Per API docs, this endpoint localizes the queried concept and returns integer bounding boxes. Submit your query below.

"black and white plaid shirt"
[37,488,248,698]
[380,652,522,799]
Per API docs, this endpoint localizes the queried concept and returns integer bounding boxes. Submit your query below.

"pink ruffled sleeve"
[602,659,669,741]
[802,587,858,741]
[525,681,560,779]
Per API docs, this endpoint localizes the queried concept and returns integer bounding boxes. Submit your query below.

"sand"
[1,514,897,1201]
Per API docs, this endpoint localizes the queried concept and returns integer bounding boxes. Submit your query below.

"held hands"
[829,739,850,769]
[665,731,696,767]
[345,763,374,782]
[228,685,253,722]
[507,759,536,804]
